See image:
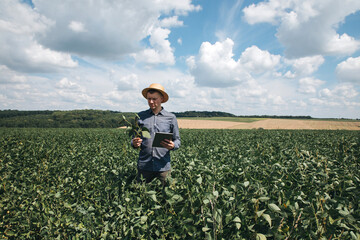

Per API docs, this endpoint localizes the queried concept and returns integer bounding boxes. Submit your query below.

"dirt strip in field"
[178,119,360,130]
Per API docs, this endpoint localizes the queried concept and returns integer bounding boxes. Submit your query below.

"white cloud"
[243,0,360,58]
[243,1,284,25]
[241,79,268,97]
[0,0,199,72]
[0,65,27,84]
[298,77,325,94]
[240,45,281,74]
[270,95,286,105]
[187,39,283,90]
[160,16,183,28]
[336,56,360,83]
[187,38,250,87]
[0,0,77,72]
[57,90,92,103]
[25,43,78,69]
[320,84,358,99]
[284,71,296,79]
[29,0,199,59]
[68,21,87,33]
[285,55,324,77]
[0,0,53,34]
[115,73,140,91]
[132,27,175,65]
[56,78,81,90]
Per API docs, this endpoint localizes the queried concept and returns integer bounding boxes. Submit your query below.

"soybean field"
[1,128,359,239]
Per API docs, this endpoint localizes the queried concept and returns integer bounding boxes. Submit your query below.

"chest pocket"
[157,118,172,133]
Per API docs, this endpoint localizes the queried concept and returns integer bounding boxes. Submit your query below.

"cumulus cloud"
[0,65,27,84]
[0,0,200,71]
[336,56,360,83]
[54,77,92,104]
[30,0,199,60]
[269,95,286,105]
[284,55,324,77]
[187,39,283,88]
[68,21,87,33]
[187,38,250,87]
[240,45,281,74]
[132,27,175,65]
[114,73,140,91]
[0,0,77,72]
[243,0,360,58]
[56,78,81,90]
[243,1,283,25]
[160,16,184,28]
[319,84,358,99]
[312,83,359,109]
[298,77,325,94]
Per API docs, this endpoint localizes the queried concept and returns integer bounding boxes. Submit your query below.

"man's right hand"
[132,137,143,148]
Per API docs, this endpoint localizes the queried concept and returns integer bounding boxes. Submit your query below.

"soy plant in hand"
[121,114,150,139]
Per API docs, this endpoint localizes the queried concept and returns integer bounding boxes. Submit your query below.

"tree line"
[0,110,134,128]
[0,110,315,128]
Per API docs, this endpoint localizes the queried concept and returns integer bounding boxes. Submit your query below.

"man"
[132,83,181,185]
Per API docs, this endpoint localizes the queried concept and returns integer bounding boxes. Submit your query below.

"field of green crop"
[1,128,359,239]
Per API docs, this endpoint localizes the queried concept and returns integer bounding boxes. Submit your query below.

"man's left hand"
[160,139,174,150]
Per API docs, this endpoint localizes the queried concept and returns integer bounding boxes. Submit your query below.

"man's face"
[147,91,163,110]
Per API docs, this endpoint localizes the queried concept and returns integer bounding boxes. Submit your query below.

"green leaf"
[142,130,151,138]
[64,202,72,209]
[259,197,270,202]
[262,214,272,227]
[213,191,219,198]
[150,194,157,202]
[172,194,183,202]
[5,230,16,236]
[140,216,148,224]
[350,231,358,240]
[196,176,202,185]
[268,203,281,212]
[256,209,266,217]
[202,227,211,232]
[256,233,267,240]
[233,217,241,223]
[234,217,242,229]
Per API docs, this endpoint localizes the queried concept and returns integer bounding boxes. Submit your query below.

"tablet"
[152,132,173,148]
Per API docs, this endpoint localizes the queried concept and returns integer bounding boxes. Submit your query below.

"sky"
[1,0,360,118]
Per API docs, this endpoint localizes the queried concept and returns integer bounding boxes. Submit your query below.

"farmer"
[132,83,181,186]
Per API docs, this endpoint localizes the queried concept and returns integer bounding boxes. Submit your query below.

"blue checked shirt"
[133,108,181,172]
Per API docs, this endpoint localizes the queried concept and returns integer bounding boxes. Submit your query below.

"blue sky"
[1,0,360,118]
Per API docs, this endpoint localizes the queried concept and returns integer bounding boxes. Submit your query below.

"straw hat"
[142,83,169,103]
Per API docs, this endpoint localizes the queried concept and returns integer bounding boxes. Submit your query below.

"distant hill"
[0,109,315,128]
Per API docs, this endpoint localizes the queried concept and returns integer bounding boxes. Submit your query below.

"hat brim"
[142,88,169,103]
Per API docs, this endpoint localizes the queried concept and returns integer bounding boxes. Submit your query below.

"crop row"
[0,128,359,239]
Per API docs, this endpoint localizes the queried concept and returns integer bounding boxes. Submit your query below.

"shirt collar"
[148,107,165,115]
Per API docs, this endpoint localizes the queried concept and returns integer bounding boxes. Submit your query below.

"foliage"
[0,128,359,239]
[0,110,136,128]
[173,111,237,118]
[121,114,150,138]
